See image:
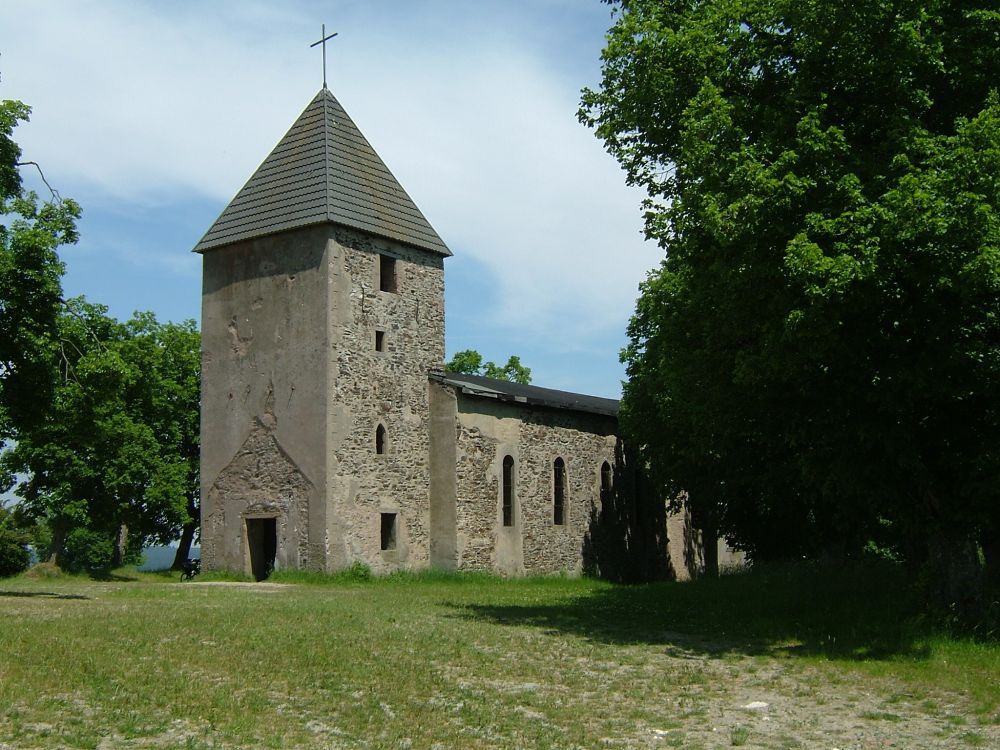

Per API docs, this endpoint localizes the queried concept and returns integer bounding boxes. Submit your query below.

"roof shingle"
[194,87,451,256]
[429,370,620,418]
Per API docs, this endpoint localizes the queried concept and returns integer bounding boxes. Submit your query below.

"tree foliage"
[0,503,30,577]
[2,302,201,570]
[0,94,201,571]
[0,99,81,438]
[445,349,532,384]
[581,0,1000,606]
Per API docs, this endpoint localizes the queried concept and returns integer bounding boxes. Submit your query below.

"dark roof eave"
[429,369,619,418]
[192,217,453,256]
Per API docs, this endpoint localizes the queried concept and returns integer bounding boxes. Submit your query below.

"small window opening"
[502,455,515,527]
[600,461,612,512]
[375,424,387,455]
[553,457,566,525]
[375,329,385,352]
[379,255,397,293]
[380,512,397,551]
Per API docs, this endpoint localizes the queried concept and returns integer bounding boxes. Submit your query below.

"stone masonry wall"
[325,227,445,574]
[202,419,313,572]
[200,226,331,574]
[453,396,618,575]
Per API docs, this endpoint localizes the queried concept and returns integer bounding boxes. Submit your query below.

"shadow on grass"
[0,590,91,600]
[87,571,139,582]
[449,560,932,662]
[87,566,180,582]
[145,569,181,579]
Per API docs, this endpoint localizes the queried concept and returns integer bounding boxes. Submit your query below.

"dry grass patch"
[0,563,997,748]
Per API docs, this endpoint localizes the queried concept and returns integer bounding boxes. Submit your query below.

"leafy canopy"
[0,93,201,571]
[445,349,532,384]
[580,0,1000,569]
[0,99,81,438]
[2,301,202,571]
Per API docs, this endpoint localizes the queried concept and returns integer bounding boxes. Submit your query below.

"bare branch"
[15,160,63,204]
[59,300,108,353]
[59,341,79,385]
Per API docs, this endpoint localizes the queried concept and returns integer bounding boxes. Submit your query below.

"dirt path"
[585,642,993,749]
[183,581,290,590]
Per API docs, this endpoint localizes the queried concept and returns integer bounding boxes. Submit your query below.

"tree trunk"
[926,529,984,625]
[689,495,720,579]
[702,535,720,578]
[111,523,128,568]
[701,521,720,578]
[981,527,1000,595]
[46,526,66,567]
[171,520,197,570]
[171,494,199,570]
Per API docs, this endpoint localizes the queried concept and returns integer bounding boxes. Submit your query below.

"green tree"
[0,98,81,438]
[0,93,200,571]
[3,302,200,570]
[444,349,484,376]
[119,313,200,569]
[0,503,30,577]
[445,349,532,384]
[581,0,1000,613]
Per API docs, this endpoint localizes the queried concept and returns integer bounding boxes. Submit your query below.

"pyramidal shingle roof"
[194,87,451,256]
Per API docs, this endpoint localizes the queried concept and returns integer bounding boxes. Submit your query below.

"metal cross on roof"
[310,24,339,89]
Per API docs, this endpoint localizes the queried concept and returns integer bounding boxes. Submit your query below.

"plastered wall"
[200,226,331,573]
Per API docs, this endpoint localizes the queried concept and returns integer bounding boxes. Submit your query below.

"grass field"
[0,562,998,749]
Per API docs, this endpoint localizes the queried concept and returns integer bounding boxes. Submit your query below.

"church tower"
[196,87,450,578]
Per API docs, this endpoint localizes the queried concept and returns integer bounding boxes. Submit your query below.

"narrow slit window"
[375,424,387,455]
[380,513,397,551]
[379,255,397,293]
[553,457,566,525]
[502,455,515,527]
[375,329,385,352]
[600,461,612,512]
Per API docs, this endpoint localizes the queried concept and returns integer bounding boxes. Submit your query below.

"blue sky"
[0,0,660,399]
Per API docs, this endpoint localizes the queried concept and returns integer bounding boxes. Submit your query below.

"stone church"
[196,85,732,580]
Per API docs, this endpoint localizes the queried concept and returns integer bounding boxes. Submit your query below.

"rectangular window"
[379,255,397,293]
[375,329,385,352]
[380,512,397,551]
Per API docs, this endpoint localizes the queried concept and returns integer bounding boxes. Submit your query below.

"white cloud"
[0,0,659,381]
[1,1,317,202]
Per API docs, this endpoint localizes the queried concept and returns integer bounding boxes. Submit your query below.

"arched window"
[600,461,612,512]
[502,455,515,527]
[375,423,387,455]
[553,457,566,525]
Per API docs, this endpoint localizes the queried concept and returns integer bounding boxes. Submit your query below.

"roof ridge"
[322,87,332,225]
